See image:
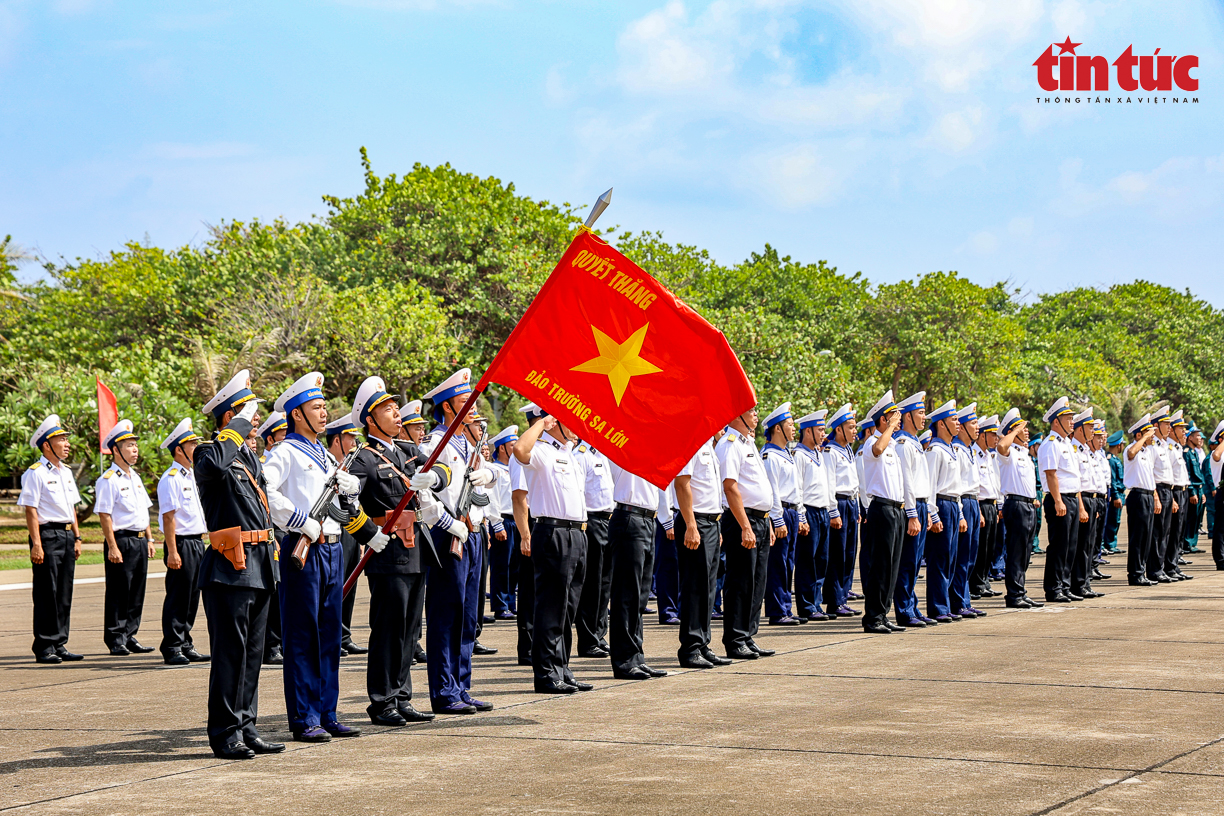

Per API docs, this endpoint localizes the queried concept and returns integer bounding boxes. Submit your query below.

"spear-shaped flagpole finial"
[583,187,613,229]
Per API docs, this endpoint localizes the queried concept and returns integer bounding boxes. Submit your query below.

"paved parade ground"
[2,551,1223,816]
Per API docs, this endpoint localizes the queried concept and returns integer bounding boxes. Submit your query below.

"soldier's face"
[179,440,198,462]
[405,424,425,444]
[115,439,139,464]
[47,436,71,462]
[296,398,328,432]
[984,431,998,448]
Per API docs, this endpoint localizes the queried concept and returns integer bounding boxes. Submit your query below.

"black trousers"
[203,584,270,750]
[1127,490,1155,580]
[1165,487,1187,574]
[517,540,535,663]
[1213,487,1224,568]
[971,501,999,594]
[30,527,76,657]
[862,501,904,628]
[609,509,656,673]
[340,531,360,646]
[366,572,425,715]
[1002,497,1038,601]
[476,527,490,638]
[1148,485,1175,579]
[721,512,771,652]
[531,523,587,684]
[103,530,149,648]
[1072,496,1102,595]
[675,513,720,658]
[577,514,612,653]
[1042,492,1079,598]
[160,536,207,655]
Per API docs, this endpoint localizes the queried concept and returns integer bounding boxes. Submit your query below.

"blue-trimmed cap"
[424,368,473,422]
[325,415,361,440]
[898,391,925,414]
[918,430,932,445]
[797,409,827,431]
[520,402,547,420]
[929,399,957,424]
[275,372,326,415]
[956,402,978,424]
[763,402,793,433]
[1029,434,1044,446]
[978,414,1000,434]
[1188,424,1201,437]
[352,375,397,427]
[857,417,876,440]
[1002,407,1023,433]
[1170,409,1187,428]
[400,400,426,426]
[103,419,138,454]
[30,414,69,450]
[1072,408,1094,430]
[1107,429,1125,446]
[828,403,855,431]
[203,369,261,420]
[257,412,287,441]
[1151,405,1171,423]
[1129,413,1152,435]
[1043,396,1072,424]
[161,417,201,452]
[867,390,896,424]
[490,425,519,449]
[1093,419,1106,436]
[1210,420,1224,446]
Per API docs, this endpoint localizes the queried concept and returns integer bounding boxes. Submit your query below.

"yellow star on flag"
[571,323,663,405]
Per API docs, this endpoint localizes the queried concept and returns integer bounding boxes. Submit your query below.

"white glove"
[335,470,359,495]
[446,517,468,540]
[467,468,494,487]
[409,470,436,491]
[299,517,322,542]
[367,530,390,554]
[237,401,259,423]
[417,493,442,527]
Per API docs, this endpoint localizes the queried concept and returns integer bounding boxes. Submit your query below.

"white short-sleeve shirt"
[157,463,207,536]
[17,457,81,524]
[94,463,153,532]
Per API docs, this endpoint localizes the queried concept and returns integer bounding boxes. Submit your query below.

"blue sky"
[2,0,1222,304]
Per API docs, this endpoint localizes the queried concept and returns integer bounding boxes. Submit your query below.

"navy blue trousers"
[489,517,519,615]
[654,514,680,622]
[794,506,830,618]
[823,499,859,611]
[925,498,961,618]
[426,527,482,707]
[765,507,800,619]
[952,497,981,612]
[279,534,343,730]
[894,500,928,620]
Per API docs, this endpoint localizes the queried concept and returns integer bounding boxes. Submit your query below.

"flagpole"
[342,188,613,598]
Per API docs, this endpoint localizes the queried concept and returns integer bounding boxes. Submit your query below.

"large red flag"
[477,229,755,487]
[97,377,118,453]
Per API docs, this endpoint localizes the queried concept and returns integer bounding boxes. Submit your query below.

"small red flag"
[478,229,755,487]
[97,377,118,453]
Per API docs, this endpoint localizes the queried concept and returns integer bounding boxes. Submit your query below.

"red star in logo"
[1055,36,1081,55]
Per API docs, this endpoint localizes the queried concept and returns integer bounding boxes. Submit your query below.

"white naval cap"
[1043,396,1072,424]
[1072,407,1094,429]
[400,399,426,425]
[867,390,896,424]
[797,409,828,431]
[1128,413,1152,435]
[490,425,519,448]
[918,430,932,444]
[1210,420,1224,445]
[30,414,69,450]
[929,399,957,423]
[978,414,1000,433]
[1001,407,1024,433]
[351,375,397,427]
[763,402,793,432]
[203,369,261,418]
[1170,409,1187,428]
[324,415,361,437]
[275,371,326,415]
[828,403,855,431]
[1093,419,1106,435]
[955,402,978,423]
[898,391,926,414]
[161,418,201,451]
[257,411,287,440]
[1151,405,1171,422]
[423,367,473,422]
[520,402,546,419]
[102,419,138,454]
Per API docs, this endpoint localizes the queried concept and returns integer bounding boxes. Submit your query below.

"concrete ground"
[2,541,1222,815]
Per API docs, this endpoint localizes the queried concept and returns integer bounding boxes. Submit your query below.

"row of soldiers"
[19,368,1224,759]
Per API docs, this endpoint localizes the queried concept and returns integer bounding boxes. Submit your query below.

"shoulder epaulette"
[761,451,769,459]
[102,470,114,479]
[898,437,907,445]
[28,461,41,470]
[577,444,587,453]
[260,454,267,463]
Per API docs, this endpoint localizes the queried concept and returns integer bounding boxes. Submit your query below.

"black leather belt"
[502,513,515,522]
[587,510,613,520]
[871,497,903,509]
[115,528,146,537]
[936,494,959,502]
[615,503,655,518]
[1005,494,1037,503]
[38,522,72,531]
[978,498,996,506]
[960,494,977,500]
[320,534,341,544]
[1157,482,1173,490]
[536,517,587,530]
[745,508,768,519]
[1061,491,1080,498]
[835,493,854,501]
[782,501,800,511]
[694,512,722,521]
[1129,488,1153,495]
[1083,491,1104,499]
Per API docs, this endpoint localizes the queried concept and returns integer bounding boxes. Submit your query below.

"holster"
[210,527,246,571]
[373,511,417,548]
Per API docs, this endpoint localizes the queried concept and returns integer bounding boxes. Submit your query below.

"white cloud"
[928,106,985,151]
[742,142,845,207]
[615,0,732,95]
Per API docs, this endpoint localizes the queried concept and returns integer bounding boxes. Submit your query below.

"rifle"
[455,424,491,532]
[291,441,365,569]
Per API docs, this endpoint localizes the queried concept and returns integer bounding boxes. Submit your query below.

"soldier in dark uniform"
[347,376,452,725]
[325,416,368,657]
[194,370,285,759]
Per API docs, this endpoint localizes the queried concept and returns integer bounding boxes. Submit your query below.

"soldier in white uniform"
[1039,396,1085,602]
[96,420,155,655]
[859,391,908,634]
[1123,414,1159,584]
[486,426,519,621]
[761,403,804,625]
[20,414,84,664]
[969,415,1003,600]
[674,436,730,667]
[794,410,838,623]
[511,404,540,666]
[951,403,985,618]
[400,399,427,446]
[1147,406,1179,582]
[996,409,1041,607]
[925,400,966,622]
[158,418,211,665]
[824,404,860,618]
[893,392,937,628]
[573,439,615,657]
[1208,420,1224,570]
[1167,410,1192,579]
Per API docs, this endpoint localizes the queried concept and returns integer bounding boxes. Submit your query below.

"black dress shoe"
[747,642,775,657]
[164,652,191,666]
[969,593,981,600]
[1128,578,1155,586]
[1094,572,1112,580]
[1065,592,1084,601]
[109,644,130,656]
[35,653,63,664]
[214,742,255,760]
[612,666,653,680]
[1154,574,1174,583]
[1046,595,1072,603]
[342,641,369,655]
[1005,599,1032,609]
[701,650,733,666]
[396,704,435,722]
[570,680,594,691]
[1024,597,1044,607]
[726,646,758,660]
[1179,573,1194,580]
[482,614,496,624]
[472,641,498,655]
[413,648,428,664]
[579,648,610,659]
[54,648,84,661]
[126,639,154,654]
[183,647,210,662]
[885,622,907,632]
[679,654,715,669]
[247,737,286,754]
[863,623,892,634]
[640,664,669,677]
[536,679,581,693]
[370,709,408,726]
[265,648,284,665]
